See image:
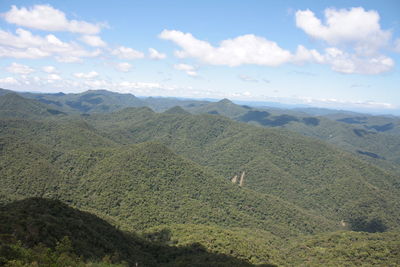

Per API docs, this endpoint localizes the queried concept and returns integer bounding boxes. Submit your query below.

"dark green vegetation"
[0,198,268,266]
[1,89,399,266]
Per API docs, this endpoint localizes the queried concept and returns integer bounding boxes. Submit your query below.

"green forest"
[1,89,399,266]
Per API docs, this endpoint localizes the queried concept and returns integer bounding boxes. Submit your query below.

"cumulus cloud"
[295,7,391,55]
[148,48,166,59]
[73,71,99,79]
[115,62,133,72]
[0,28,101,62]
[0,76,19,85]
[293,45,394,74]
[160,30,291,66]
[47,74,61,80]
[323,47,394,74]
[6,62,34,74]
[2,5,103,34]
[42,66,57,73]
[174,63,197,76]
[111,46,144,60]
[292,7,395,74]
[80,35,107,47]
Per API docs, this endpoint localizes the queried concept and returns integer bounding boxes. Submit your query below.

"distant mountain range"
[3,88,398,173]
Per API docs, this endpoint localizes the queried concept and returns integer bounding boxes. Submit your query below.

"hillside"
[0,93,66,119]
[181,97,400,173]
[5,88,400,174]
[88,108,400,231]
[0,132,336,237]
[0,198,266,267]
[1,93,400,266]
[22,89,146,114]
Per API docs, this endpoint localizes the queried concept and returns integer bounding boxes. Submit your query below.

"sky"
[0,0,399,113]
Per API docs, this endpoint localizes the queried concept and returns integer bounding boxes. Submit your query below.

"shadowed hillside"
[0,198,275,266]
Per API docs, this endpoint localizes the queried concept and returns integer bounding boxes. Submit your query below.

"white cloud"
[6,62,34,74]
[292,7,396,75]
[73,71,99,79]
[47,74,61,80]
[293,45,394,74]
[80,35,107,47]
[111,46,144,59]
[115,62,133,72]
[3,5,102,34]
[149,48,166,59]
[0,76,19,85]
[297,96,397,110]
[293,45,324,63]
[174,63,197,76]
[295,7,391,55]
[323,47,394,74]
[0,28,101,62]
[42,66,57,73]
[160,30,292,66]
[118,81,162,89]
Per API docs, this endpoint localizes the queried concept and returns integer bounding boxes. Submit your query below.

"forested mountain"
[8,87,400,173]
[1,90,399,266]
[88,107,400,231]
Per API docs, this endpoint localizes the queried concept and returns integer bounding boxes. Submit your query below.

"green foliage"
[280,231,400,266]
[89,108,400,231]
[0,198,274,267]
[143,224,281,265]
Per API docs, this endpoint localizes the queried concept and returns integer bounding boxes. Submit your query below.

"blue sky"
[0,0,399,113]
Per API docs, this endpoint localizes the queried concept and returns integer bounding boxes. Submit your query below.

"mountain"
[22,89,147,114]
[142,96,210,112]
[179,96,400,174]
[0,93,66,119]
[163,106,191,115]
[188,98,250,117]
[2,198,398,266]
[1,93,400,266]
[0,198,268,267]
[87,107,400,232]
[0,129,336,237]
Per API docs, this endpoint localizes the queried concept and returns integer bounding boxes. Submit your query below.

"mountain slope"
[0,198,267,267]
[0,93,66,119]
[0,130,337,237]
[89,108,400,231]
[22,89,146,114]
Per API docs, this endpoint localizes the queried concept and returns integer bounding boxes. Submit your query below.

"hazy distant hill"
[21,89,147,114]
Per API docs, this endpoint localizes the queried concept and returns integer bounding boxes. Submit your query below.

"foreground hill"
[1,198,397,266]
[0,198,265,266]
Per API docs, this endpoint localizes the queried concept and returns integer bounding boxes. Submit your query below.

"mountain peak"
[163,106,190,115]
[218,98,233,104]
